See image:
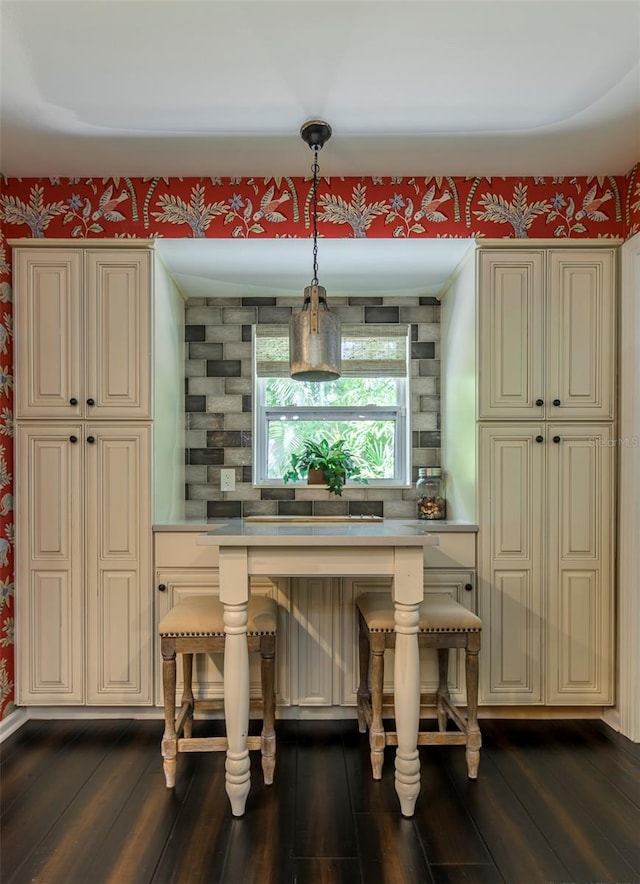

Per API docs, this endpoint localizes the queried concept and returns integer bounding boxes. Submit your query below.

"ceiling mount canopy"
[289,120,341,382]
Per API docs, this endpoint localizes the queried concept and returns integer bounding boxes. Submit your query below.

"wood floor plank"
[94,764,191,884]
[295,720,358,858]
[549,720,640,809]
[6,723,158,884]
[355,812,431,884]
[1,721,136,883]
[2,718,638,884]
[441,748,573,884]
[218,747,297,884]
[343,735,402,813]
[150,751,231,884]
[479,721,639,884]
[293,857,363,884]
[412,749,494,866]
[1,720,92,818]
[429,864,504,883]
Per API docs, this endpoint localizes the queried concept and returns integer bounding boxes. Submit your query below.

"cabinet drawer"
[423,532,476,569]
[154,532,220,568]
[155,530,476,570]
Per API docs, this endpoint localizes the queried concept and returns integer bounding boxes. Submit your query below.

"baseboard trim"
[17,704,608,723]
[0,708,28,742]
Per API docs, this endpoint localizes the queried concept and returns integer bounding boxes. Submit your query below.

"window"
[254,324,410,486]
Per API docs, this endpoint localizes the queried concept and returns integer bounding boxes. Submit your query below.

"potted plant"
[282,438,367,497]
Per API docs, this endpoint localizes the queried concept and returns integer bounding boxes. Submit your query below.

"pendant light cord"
[311,147,319,286]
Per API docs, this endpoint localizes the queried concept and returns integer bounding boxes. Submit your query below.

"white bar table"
[197,518,439,818]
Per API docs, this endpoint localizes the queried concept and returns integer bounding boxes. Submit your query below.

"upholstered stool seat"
[356,592,482,781]
[159,594,277,790]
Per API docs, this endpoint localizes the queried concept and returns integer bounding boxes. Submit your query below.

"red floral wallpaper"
[0,168,637,719]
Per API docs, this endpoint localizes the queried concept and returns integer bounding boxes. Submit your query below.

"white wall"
[440,245,477,522]
[153,252,186,522]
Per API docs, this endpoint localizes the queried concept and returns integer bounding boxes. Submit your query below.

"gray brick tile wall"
[184,295,441,519]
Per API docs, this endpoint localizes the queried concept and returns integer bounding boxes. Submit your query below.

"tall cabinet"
[14,244,155,705]
[443,245,617,707]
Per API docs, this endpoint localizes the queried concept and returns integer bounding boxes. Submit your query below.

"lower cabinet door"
[16,425,84,704]
[546,425,615,704]
[85,425,152,705]
[340,571,477,707]
[478,425,544,704]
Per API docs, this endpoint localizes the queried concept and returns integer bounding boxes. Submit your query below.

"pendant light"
[289,120,341,381]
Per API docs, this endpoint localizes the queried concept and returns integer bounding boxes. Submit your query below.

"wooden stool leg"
[369,638,386,780]
[161,638,178,788]
[357,612,371,734]
[259,634,276,786]
[436,648,451,733]
[464,638,481,779]
[182,652,194,739]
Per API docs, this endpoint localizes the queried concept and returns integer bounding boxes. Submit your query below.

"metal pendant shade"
[289,121,341,382]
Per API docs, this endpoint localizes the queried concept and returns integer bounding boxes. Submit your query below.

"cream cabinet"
[478,249,615,420]
[16,424,152,705]
[13,242,161,708]
[478,424,615,705]
[14,248,151,420]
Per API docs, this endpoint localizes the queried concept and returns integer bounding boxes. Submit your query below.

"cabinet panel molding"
[547,250,615,419]
[24,572,82,701]
[481,569,542,703]
[17,425,84,704]
[478,251,544,419]
[15,249,82,418]
[86,251,152,418]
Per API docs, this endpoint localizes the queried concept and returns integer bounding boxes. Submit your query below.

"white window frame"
[253,324,411,487]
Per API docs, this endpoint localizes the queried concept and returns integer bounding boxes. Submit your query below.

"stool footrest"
[385,732,468,747]
[178,735,263,753]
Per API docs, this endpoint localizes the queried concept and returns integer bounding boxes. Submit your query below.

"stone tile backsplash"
[184,295,441,519]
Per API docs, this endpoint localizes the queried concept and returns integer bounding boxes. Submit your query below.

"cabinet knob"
[535,435,544,443]
[553,435,561,444]
[86,398,95,407]
[69,435,78,444]
[158,584,167,592]
[69,397,78,406]
[464,583,473,592]
[86,436,96,444]
[535,398,544,406]
[552,399,561,407]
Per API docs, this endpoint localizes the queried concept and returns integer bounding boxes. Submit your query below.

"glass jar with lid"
[415,467,446,520]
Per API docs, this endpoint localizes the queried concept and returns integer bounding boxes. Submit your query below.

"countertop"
[153,518,478,534]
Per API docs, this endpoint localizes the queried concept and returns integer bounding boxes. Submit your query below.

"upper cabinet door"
[14,247,152,419]
[85,251,152,419]
[547,250,616,420]
[478,248,616,420]
[15,249,83,419]
[478,251,545,419]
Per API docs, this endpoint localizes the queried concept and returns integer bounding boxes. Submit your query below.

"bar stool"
[159,594,277,789]
[356,592,482,780]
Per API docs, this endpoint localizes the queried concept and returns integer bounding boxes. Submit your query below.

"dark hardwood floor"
[1,717,639,884]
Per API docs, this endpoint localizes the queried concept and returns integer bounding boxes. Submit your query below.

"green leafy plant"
[282,438,367,496]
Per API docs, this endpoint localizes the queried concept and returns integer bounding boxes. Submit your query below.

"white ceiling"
[1,0,638,298]
[156,237,474,298]
[1,0,639,178]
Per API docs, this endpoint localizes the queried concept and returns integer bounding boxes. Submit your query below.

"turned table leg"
[393,601,421,817]
[223,601,251,816]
